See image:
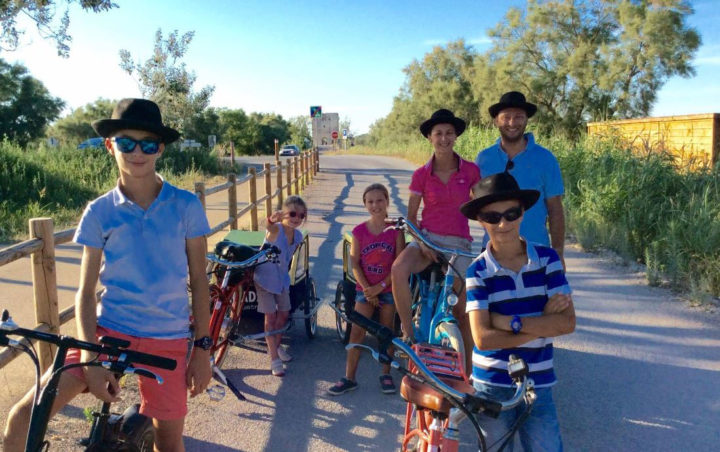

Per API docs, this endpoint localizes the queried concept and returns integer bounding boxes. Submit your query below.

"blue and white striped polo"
[465,241,570,388]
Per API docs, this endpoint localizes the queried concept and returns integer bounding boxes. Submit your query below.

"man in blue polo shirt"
[475,91,566,266]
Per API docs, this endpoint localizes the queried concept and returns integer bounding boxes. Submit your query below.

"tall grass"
[359,127,720,299]
[0,141,240,243]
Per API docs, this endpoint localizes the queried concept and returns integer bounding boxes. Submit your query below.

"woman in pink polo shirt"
[391,109,481,374]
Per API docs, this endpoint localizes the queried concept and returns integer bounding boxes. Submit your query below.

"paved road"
[2,152,719,451]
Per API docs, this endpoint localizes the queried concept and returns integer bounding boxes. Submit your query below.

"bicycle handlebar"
[206,245,280,269]
[385,217,476,259]
[346,310,529,416]
[0,310,176,371]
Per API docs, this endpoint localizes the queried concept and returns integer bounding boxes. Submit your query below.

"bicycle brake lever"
[125,366,164,385]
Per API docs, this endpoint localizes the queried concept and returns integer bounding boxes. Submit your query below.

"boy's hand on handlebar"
[187,350,212,398]
[84,366,121,403]
[543,293,573,314]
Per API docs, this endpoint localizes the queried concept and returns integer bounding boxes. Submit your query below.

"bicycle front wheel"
[436,322,466,376]
[209,285,241,369]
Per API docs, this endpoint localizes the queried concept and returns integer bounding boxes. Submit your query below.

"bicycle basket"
[410,343,465,382]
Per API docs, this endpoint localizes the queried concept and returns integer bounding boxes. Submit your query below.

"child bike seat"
[214,241,258,262]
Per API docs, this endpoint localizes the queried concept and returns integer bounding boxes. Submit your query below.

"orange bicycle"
[344,310,536,452]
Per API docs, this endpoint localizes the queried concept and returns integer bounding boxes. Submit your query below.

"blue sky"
[6,0,719,135]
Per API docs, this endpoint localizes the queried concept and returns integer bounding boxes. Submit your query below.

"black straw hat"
[419,109,466,137]
[92,98,180,144]
[460,172,540,220]
[488,91,537,119]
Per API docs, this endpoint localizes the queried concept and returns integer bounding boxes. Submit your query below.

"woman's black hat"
[93,98,180,144]
[460,172,540,220]
[419,109,467,137]
[488,91,537,119]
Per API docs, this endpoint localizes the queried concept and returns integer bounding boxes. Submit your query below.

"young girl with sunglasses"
[328,183,406,395]
[254,195,308,376]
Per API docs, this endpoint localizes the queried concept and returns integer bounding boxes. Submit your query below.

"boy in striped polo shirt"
[460,172,575,451]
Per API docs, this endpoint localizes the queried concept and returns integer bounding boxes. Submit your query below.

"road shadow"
[555,348,720,451]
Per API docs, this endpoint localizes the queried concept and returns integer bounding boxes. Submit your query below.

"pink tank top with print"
[352,222,399,293]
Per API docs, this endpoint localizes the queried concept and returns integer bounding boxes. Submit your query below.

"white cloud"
[695,56,720,66]
[423,39,446,46]
[468,36,492,46]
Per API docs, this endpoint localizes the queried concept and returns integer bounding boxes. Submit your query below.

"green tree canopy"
[1,0,117,57]
[119,29,215,139]
[288,116,311,149]
[47,98,115,146]
[371,0,700,141]
[0,59,64,146]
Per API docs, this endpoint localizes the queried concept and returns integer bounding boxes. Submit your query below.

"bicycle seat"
[214,241,258,263]
[400,375,475,415]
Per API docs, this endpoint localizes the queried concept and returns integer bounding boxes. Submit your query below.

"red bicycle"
[206,240,280,369]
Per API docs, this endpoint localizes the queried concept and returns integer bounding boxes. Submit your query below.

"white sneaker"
[277,347,293,362]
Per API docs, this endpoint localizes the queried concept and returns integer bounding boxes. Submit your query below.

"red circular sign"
[331,131,338,139]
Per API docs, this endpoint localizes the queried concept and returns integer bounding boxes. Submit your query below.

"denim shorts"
[473,381,563,451]
[356,291,394,306]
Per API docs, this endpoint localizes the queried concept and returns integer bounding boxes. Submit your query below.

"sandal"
[271,359,285,377]
[327,377,358,396]
[277,347,293,362]
[379,374,396,394]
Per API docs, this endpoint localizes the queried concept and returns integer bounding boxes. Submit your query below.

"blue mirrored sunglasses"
[111,137,161,155]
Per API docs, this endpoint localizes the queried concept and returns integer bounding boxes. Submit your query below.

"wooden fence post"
[249,167,258,231]
[304,152,310,186]
[300,154,306,191]
[264,163,272,219]
[286,160,292,196]
[276,162,284,207]
[228,173,237,230]
[194,182,206,210]
[29,218,59,371]
[294,156,300,194]
[315,148,319,174]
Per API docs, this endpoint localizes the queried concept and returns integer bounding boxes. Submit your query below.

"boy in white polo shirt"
[461,172,575,451]
[4,99,212,452]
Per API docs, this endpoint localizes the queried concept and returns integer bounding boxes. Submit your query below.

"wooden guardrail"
[0,149,319,371]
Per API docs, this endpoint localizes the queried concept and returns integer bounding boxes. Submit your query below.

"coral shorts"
[64,326,189,420]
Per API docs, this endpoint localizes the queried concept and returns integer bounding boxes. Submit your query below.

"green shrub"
[0,141,241,243]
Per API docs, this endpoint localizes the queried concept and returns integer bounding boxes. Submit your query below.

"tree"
[0,59,64,146]
[288,116,311,149]
[472,0,700,136]
[119,29,215,138]
[184,107,221,145]
[371,0,700,141]
[1,1,117,57]
[48,98,115,145]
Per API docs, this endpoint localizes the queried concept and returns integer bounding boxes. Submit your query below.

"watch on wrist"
[380,281,387,289]
[510,315,523,335]
[193,335,213,351]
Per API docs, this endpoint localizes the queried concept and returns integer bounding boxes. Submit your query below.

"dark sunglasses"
[477,206,523,224]
[112,137,162,155]
[288,211,306,220]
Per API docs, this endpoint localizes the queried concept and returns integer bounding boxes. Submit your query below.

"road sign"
[331,131,338,139]
[342,129,347,139]
[208,135,216,148]
[310,106,322,118]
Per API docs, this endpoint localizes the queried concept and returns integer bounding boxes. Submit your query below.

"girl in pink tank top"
[327,183,406,396]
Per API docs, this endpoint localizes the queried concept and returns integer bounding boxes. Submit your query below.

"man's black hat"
[488,91,537,119]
